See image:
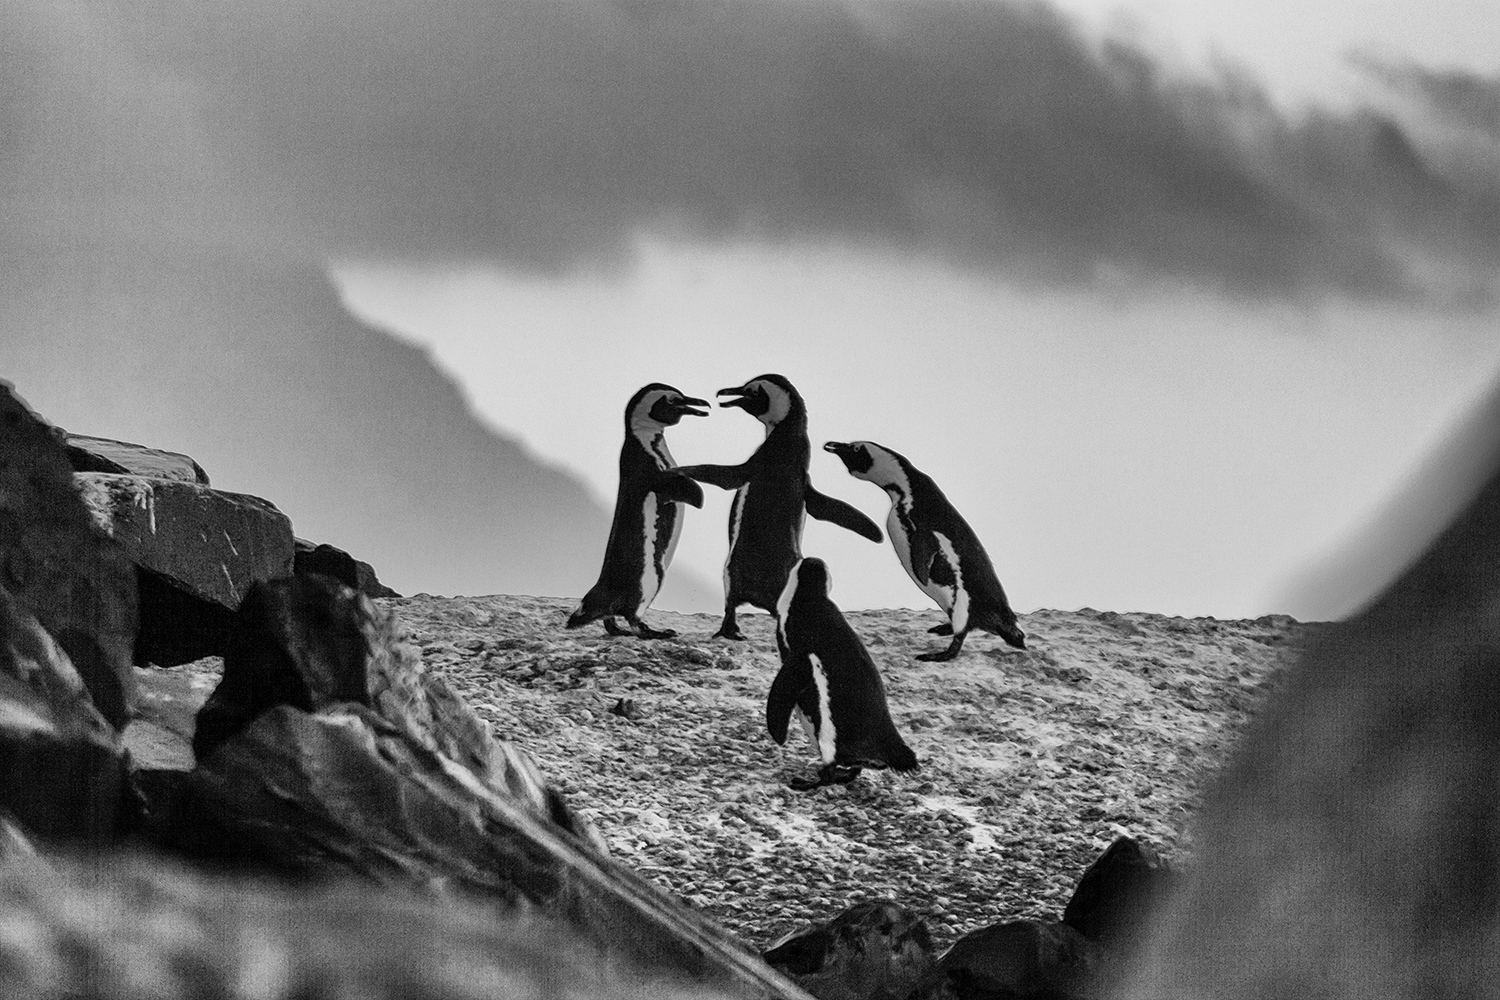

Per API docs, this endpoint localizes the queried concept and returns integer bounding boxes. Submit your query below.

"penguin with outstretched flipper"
[676,374,881,640]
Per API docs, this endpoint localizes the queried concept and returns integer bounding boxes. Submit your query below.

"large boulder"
[0,383,137,728]
[0,848,763,1000]
[186,703,806,997]
[0,584,131,843]
[1122,387,1500,998]
[63,433,209,485]
[74,472,294,666]
[1061,837,1175,951]
[762,900,935,1000]
[934,919,1102,1000]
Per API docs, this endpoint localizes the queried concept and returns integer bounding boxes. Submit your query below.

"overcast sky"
[10,0,1500,620]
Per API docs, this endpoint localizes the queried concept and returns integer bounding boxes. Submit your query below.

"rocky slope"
[298,595,1306,952]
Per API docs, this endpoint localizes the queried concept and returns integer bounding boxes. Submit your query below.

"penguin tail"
[976,606,1027,650]
[565,598,602,629]
[889,742,920,773]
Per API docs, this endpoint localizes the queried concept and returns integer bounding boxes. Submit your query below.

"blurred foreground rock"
[0,384,138,728]
[1123,387,1500,998]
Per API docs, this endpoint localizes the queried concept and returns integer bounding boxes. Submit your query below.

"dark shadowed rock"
[0,849,767,1000]
[934,919,1102,1000]
[1061,837,1174,950]
[64,433,209,485]
[75,472,294,611]
[193,575,373,761]
[763,900,935,1000]
[1123,389,1500,998]
[295,537,400,598]
[186,703,808,997]
[0,383,138,729]
[0,585,131,843]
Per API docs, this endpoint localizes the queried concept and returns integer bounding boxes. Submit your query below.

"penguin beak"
[823,441,857,471]
[716,385,752,412]
[678,396,710,418]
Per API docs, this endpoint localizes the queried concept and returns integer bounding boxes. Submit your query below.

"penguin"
[567,384,708,639]
[675,374,882,640]
[823,440,1026,661]
[767,557,918,791]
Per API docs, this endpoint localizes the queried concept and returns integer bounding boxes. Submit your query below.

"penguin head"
[824,441,906,488]
[717,374,801,428]
[794,557,833,598]
[627,383,710,433]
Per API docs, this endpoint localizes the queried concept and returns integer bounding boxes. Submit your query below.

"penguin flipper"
[910,532,939,586]
[675,462,753,491]
[766,656,810,745]
[805,487,883,542]
[653,469,705,508]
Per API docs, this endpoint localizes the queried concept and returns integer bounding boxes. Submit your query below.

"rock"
[125,667,213,771]
[934,919,1102,1000]
[611,697,647,721]
[63,433,209,485]
[1062,837,1174,950]
[0,848,770,1000]
[295,537,400,598]
[186,703,808,997]
[0,383,138,729]
[74,472,294,611]
[198,573,606,849]
[762,900,935,1000]
[1122,388,1500,998]
[0,583,131,843]
[193,574,376,761]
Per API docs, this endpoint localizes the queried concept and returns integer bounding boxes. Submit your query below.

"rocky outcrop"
[764,900,935,1000]
[295,537,400,597]
[0,383,138,729]
[64,433,210,485]
[0,584,130,843]
[1122,390,1500,996]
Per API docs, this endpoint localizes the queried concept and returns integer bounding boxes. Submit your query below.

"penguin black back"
[677,375,882,641]
[824,440,1025,661]
[768,557,917,790]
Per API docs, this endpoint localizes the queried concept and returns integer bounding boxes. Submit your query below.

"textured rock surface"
[392,595,1304,952]
[935,919,1102,999]
[1122,419,1500,996]
[0,383,138,728]
[64,434,209,485]
[0,850,762,1000]
[763,900,935,1000]
[1061,837,1174,950]
[295,537,399,597]
[0,584,130,843]
[75,472,294,610]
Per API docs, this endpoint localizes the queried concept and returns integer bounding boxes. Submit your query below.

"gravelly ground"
[384,593,1310,954]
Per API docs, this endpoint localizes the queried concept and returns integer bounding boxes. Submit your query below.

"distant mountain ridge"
[0,247,716,608]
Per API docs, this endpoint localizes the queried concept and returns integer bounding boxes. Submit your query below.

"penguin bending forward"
[824,440,1026,661]
[768,557,919,791]
[567,384,708,639]
[676,374,882,640]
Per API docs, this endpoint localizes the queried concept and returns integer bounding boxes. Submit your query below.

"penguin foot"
[916,634,966,662]
[788,764,863,791]
[602,618,633,637]
[927,622,954,635]
[714,625,748,641]
[633,623,678,640]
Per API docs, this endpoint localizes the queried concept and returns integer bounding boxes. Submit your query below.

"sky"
[10,0,1500,621]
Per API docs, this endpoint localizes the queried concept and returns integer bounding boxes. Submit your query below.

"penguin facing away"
[675,374,882,641]
[567,384,708,639]
[768,557,919,791]
[824,440,1026,661]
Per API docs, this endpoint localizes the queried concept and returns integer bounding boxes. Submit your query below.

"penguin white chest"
[808,653,837,764]
[638,492,662,613]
